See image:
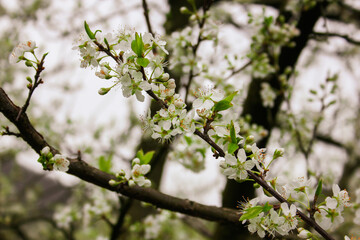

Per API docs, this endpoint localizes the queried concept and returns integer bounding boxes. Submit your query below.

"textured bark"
[0,87,243,225]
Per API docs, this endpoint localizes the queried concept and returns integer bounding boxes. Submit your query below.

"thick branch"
[0,87,241,225]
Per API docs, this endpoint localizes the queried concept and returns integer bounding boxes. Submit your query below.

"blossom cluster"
[314,184,351,230]
[74,23,199,140]
[38,146,70,172]
[247,12,300,78]
[109,157,152,188]
[240,199,298,238]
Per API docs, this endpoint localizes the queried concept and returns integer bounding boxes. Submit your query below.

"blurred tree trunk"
[214,2,324,239]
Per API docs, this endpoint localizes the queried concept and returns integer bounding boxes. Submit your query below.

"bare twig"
[311,31,360,45]
[224,60,252,81]
[184,0,213,106]
[142,0,154,35]
[1,126,22,138]
[16,53,47,121]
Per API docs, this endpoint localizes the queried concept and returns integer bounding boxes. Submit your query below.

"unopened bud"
[109,179,118,187]
[162,73,169,81]
[98,87,111,95]
[132,158,140,165]
[245,144,252,153]
[180,6,191,14]
[128,179,136,187]
[25,60,33,67]
[167,79,176,89]
[245,135,255,144]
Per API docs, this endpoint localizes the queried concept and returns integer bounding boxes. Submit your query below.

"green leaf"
[223,91,238,102]
[309,89,317,95]
[104,38,110,49]
[84,21,95,40]
[136,149,155,164]
[239,206,263,221]
[184,135,193,145]
[263,202,272,212]
[213,92,237,112]
[131,32,144,57]
[142,151,155,164]
[98,155,113,173]
[315,179,322,197]
[228,142,238,155]
[326,100,336,108]
[230,121,237,143]
[213,100,232,112]
[136,57,150,67]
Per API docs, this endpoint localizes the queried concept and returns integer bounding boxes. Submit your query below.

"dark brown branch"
[110,196,132,240]
[0,87,241,225]
[311,31,360,45]
[142,0,154,35]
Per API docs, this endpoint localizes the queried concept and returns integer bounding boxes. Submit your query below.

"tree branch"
[0,87,242,225]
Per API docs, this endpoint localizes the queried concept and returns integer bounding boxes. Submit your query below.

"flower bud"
[98,87,111,95]
[143,179,151,188]
[245,144,252,153]
[109,179,118,187]
[245,135,255,144]
[25,60,33,67]
[167,79,176,89]
[128,179,136,187]
[162,73,169,81]
[180,6,191,14]
[41,146,50,156]
[132,158,140,165]
[116,170,126,179]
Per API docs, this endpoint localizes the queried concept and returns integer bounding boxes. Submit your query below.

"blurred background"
[1,0,360,239]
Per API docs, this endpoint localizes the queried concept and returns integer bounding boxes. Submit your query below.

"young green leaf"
[239,206,263,221]
[184,135,193,145]
[136,57,150,67]
[213,100,232,112]
[315,179,323,197]
[98,155,113,173]
[230,121,237,143]
[228,142,238,155]
[84,21,96,40]
[136,149,155,164]
[223,91,238,102]
[131,32,144,57]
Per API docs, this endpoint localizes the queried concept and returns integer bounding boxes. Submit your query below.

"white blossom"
[52,154,70,172]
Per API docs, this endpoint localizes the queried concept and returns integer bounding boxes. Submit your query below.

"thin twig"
[142,0,154,35]
[311,31,360,45]
[224,60,252,81]
[16,54,47,121]
[184,0,213,106]
[1,126,22,137]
